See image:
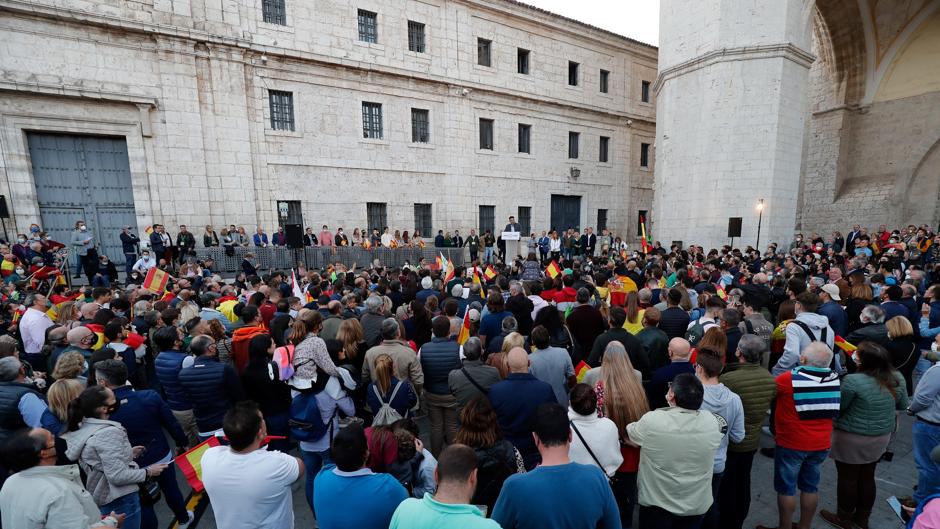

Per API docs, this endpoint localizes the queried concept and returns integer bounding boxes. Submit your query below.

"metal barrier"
[194,246,467,273]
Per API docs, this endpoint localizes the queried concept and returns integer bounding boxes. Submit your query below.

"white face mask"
[79,226,87,232]
[289,309,298,318]
[933,343,939,354]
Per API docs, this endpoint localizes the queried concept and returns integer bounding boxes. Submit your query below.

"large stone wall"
[0,0,657,240]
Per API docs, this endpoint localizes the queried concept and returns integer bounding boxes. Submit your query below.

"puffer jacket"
[719,362,777,452]
[418,337,461,395]
[834,371,909,436]
[772,312,835,376]
[61,418,145,505]
[154,350,192,411]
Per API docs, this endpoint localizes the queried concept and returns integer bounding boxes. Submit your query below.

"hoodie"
[61,417,146,505]
[771,312,835,377]
[699,383,745,473]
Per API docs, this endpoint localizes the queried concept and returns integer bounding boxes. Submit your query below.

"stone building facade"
[0,0,657,262]
[655,0,940,250]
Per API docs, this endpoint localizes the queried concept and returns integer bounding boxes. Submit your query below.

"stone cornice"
[0,80,158,108]
[653,43,816,93]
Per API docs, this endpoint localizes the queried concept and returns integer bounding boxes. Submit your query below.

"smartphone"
[886,495,909,523]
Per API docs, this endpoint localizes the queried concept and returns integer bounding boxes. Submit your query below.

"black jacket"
[120,232,140,254]
[659,306,690,340]
[505,294,534,335]
[178,356,245,432]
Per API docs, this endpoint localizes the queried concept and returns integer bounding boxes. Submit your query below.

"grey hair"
[801,342,834,368]
[133,300,150,314]
[380,318,400,340]
[189,335,215,356]
[94,359,128,387]
[0,356,21,382]
[509,281,523,295]
[501,316,518,333]
[463,337,483,361]
[451,284,464,297]
[809,276,825,288]
[861,304,885,324]
[23,294,39,308]
[736,334,765,364]
[364,295,384,315]
[470,283,481,294]
[637,288,652,303]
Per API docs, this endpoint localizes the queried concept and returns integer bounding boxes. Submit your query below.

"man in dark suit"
[334,228,349,247]
[504,216,520,233]
[303,227,318,247]
[580,227,597,257]
[845,224,862,255]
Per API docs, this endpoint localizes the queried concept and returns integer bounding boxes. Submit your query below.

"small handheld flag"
[484,266,497,280]
[174,437,221,492]
[546,260,561,279]
[142,268,170,294]
[457,309,471,345]
[574,361,590,383]
[290,269,304,300]
[834,336,857,354]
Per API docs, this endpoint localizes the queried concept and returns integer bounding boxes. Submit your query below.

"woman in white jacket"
[567,383,623,477]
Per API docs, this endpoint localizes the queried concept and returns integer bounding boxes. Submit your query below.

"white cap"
[421,276,433,289]
[821,283,841,301]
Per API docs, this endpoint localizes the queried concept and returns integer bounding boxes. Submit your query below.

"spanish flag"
[640,215,652,253]
[142,267,170,294]
[574,361,590,383]
[175,437,221,492]
[546,260,561,279]
[472,267,482,286]
[444,259,455,283]
[716,284,727,300]
[834,335,857,354]
[484,266,497,280]
[144,225,154,236]
[457,309,471,345]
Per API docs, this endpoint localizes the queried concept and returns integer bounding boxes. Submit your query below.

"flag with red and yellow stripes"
[546,260,561,279]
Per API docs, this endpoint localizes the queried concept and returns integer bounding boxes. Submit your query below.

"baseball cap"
[468,308,481,323]
[820,284,841,301]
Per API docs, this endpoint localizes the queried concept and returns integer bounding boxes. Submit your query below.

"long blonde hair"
[336,318,364,360]
[374,353,394,395]
[599,341,649,441]
[52,351,86,381]
[500,332,525,354]
[55,301,77,325]
[47,378,85,422]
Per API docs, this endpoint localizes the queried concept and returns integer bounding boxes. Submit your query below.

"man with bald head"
[757,342,840,529]
[646,338,695,409]
[488,347,557,469]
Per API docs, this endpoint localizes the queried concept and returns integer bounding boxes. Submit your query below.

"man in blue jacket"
[178,335,245,442]
[489,347,556,470]
[818,284,847,338]
[96,359,194,528]
[153,326,198,446]
[420,317,462,457]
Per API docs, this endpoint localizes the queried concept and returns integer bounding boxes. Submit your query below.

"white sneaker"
[177,511,195,529]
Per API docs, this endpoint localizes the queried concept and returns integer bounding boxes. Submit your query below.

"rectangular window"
[358,9,378,43]
[599,136,610,162]
[479,205,495,234]
[568,61,579,86]
[367,202,387,235]
[407,20,425,53]
[568,131,579,159]
[261,0,286,25]
[414,203,432,237]
[640,142,650,167]
[517,124,531,154]
[518,206,531,235]
[641,80,651,102]
[362,102,383,139]
[477,38,491,67]
[637,210,648,237]
[479,118,494,150]
[517,48,529,74]
[597,209,608,232]
[411,108,429,143]
[599,69,609,93]
[268,90,294,131]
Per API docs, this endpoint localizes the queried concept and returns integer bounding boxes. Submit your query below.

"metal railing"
[194,246,468,273]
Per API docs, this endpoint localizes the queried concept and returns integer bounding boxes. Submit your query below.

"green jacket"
[834,372,909,436]
[719,362,776,452]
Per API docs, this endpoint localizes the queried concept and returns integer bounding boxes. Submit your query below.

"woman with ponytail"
[61,386,168,529]
[288,309,340,389]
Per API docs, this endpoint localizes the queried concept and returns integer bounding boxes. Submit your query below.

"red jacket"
[773,371,833,451]
[230,325,268,374]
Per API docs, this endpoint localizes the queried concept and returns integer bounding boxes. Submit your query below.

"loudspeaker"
[0,196,9,219]
[728,217,742,238]
[285,224,303,249]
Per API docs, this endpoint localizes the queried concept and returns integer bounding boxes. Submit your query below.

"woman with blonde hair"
[622,291,645,335]
[486,332,525,379]
[336,318,368,373]
[55,301,81,328]
[594,340,650,528]
[53,351,88,384]
[47,377,85,425]
[885,315,918,396]
[366,353,417,422]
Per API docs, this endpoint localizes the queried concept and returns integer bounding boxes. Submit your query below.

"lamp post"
[756,198,764,250]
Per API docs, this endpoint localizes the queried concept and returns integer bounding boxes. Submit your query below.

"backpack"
[371,380,404,426]
[288,392,336,442]
[685,318,710,346]
[274,344,296,381]
[789,320,844,374]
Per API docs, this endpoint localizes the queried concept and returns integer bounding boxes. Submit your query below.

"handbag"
[569,420,619,486]
[138,476,162,506]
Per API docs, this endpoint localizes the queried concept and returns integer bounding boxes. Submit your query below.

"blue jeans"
[92,274,111,287]
[74,253,83,276]
[773,445,828,495]
[914,420,940,503]
[302,448,332,515]
[141,465,189,529]
[483,247,493,264]
[124,253,136,277]
[100,491,141,529]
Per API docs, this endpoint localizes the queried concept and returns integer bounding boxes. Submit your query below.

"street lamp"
[756,198,765,250]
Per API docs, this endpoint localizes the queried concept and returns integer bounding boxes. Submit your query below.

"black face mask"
[106,401,121,414]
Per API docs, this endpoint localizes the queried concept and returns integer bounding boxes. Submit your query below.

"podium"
[502,231,521,262]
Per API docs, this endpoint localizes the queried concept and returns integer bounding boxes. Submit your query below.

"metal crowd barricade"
[196,245,467,274]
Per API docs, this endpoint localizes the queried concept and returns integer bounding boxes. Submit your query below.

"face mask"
[79,226,87,232]
[17,238,25,244]
[106,401,121,415]
[30,227,39,233]
[14,268,23,275]
[289,309,298,318]
[142,254,150,259]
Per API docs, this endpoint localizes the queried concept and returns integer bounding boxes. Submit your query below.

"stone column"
[652,0,815,250]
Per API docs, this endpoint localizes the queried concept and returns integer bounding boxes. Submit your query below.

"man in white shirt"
[18,293,54,368]
[201,401,304,529]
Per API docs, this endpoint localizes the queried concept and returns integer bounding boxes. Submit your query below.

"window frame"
[411,108,430,143]
[641,80,651,103]
[477,38,492,67]
[599,136,610,163]
[407,20,426,53]
[357,9,378,43]
[361,101,383,139]
[597,209,608,232]
[367,202,388,235]
[599,69,610,93]
[261,0,287,25]
[479,118,494,150]
[479,205,495,235]
[517,206,531,235]
[517,123,531,154]
[568,61,579,86]
[268,90,295,131]
[517,48,530,75]
[640,142,650,167]
[414,203,433,237]
[568,131,580,159]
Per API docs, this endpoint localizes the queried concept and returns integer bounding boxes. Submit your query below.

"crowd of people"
[0,218,939,529]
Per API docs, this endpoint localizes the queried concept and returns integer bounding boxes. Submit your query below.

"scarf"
[791,365,841,420]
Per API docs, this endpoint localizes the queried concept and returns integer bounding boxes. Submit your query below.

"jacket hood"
[702,383,736,409]
[61,418,117,460]
[796,312,830,329]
